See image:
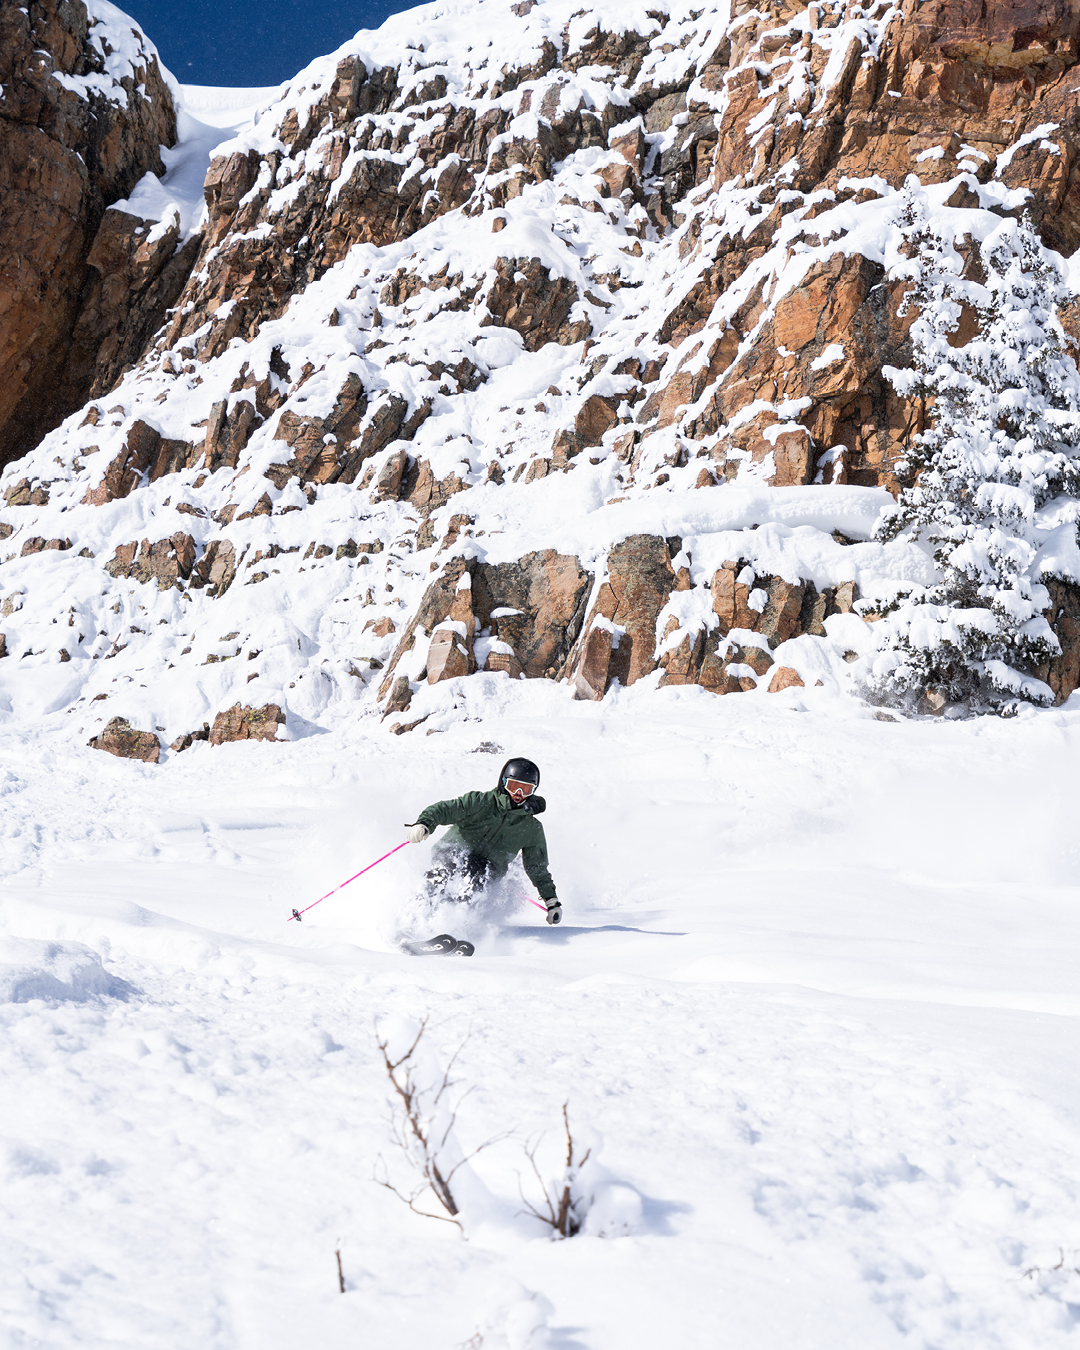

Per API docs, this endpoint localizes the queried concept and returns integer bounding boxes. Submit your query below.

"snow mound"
[0,938,135,1004]
[470,1278,555,1350]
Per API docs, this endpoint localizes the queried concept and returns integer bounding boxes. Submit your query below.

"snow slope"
[3,679,1080,1348]
[111,85,286,239]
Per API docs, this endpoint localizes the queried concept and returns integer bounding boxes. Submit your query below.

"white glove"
[544,897,562,925]
[407,823,430,844]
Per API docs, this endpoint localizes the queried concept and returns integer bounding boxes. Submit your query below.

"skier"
[406,756,562,926]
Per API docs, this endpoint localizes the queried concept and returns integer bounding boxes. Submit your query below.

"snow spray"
[288,842,409,922]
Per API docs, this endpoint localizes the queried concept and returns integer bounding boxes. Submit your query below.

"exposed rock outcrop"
[171,723,210,752]
[6,0,1080,726]
[105,533,197,590]
[377,550,593,705]
[88,717,160,763]
[209,704,286,745]
[0,1,178,465]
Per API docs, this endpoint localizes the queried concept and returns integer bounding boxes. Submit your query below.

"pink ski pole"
[288,841,409,922]
[517,887,547,913]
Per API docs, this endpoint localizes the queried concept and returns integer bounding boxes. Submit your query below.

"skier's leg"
[402,848,487,956]
[462,850,494,896]
[424,845,477,904]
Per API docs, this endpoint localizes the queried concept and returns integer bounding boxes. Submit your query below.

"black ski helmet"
[499,757,540,792]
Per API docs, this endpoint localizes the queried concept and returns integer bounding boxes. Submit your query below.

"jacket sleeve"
[521,822,556,900]
[417,791,486,830]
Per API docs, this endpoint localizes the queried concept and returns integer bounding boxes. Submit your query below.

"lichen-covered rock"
[21,537,72,556]
[88,717,160,763]
[209,704,286,745]
[105,533,196,590]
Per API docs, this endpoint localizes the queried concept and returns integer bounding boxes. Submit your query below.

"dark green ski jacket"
[416,787,556,899]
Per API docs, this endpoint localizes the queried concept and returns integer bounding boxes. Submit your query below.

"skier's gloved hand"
[544,897,562,925]
[407,822,431,844]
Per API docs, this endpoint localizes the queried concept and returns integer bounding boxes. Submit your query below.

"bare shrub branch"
[1022,1248,1080,1281]
[374,1017,508,1232]
[516,1100,591,1239]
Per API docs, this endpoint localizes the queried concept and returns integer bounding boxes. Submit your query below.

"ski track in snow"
[3,682,1080,1348]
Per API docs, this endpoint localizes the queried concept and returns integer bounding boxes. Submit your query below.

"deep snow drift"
[3,678,1080,1349]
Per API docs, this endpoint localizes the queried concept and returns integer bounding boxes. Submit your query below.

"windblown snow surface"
[3,7,1080,1349]
[4,682,1080,1349]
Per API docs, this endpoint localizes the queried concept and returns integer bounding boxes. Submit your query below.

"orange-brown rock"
[105,533,196,590]
[209,703,286,745]
[383,675,413,717]
[575,535,677,688]
[426,626,472,683]
[405,458,466,516]
[768,666,806,694]
[484,648,525,680]
[482,256,587,351]
[190,540,239,597]
[379,550,593,701]
[157,25,663,364]
[472,551,593,679]
[573,624,614,700]
[625,0,1080,492]
[378,556,475,699]
[20,537,71,556]
[0,1,178,467]
[83,420,162,505]
[3,478,50,508]
[372,448,410,502]
[204,398,259,473]
[267,374,381,487]
[68,210,202,407]
[88,717,161,764]
[550,393,620,465]
[1037,578,1080,704]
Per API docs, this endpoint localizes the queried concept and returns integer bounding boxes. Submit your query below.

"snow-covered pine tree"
[868,190,1080,713]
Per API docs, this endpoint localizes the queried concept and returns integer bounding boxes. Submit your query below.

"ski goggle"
[504,778,536,798]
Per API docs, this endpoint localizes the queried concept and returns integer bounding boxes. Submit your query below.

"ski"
[402,933,457,956]
[401,933,474,957]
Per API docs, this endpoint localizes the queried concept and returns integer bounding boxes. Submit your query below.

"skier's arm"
[415,791,486,831]
[521,826,556,901]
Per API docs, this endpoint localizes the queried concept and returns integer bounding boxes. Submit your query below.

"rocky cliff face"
[0,0,177,469]
[4,0,1080,750]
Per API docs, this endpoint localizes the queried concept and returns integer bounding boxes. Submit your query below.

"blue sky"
[123,1,418,87]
